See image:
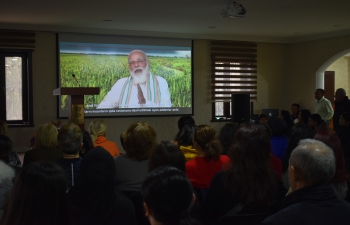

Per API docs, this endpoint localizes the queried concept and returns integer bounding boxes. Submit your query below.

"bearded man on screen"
[97,50,172,108]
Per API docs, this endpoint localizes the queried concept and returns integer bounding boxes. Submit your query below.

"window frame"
[211,41,257,121]
[0,49,34,126]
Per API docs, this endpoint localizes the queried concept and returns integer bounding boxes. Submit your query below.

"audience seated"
[267,117,289,162]
[278,110,294,135]
[142,166,198,225]
[115,122,156,197]
[1,162,72,225]
[296,109,311,125]
[200,126,279,225]
[262,139,350,225]
[174,124,198,161]
[219,122,240,155]
[23,123,62,167]
[68,146,136,225]
[89,119,120,156]
[0,135,21,168]
[56,123,83,190]
[186,125,230,189]
[79,130,94,157]
[308,113,329,133]
[0,160,15,221]
[314,131,349,199]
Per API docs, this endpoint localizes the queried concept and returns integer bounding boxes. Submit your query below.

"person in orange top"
[89,119,120,157]
[185,125,230,189]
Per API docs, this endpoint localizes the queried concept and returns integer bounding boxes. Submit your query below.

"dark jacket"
[262,183,350,225]
[337,125,350,172]
[23,147,63,167]
[334,96,350,132]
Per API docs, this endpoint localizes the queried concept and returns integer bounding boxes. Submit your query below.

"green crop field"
[60,54,192,109]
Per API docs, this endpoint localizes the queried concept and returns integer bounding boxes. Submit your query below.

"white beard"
[130,64,149,84]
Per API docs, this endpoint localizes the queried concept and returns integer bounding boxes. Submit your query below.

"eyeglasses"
[128,58,145,65]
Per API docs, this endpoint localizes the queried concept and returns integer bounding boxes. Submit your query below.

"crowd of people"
[0,88,350,225]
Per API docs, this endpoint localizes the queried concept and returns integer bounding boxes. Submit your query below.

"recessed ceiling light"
[103,19,113,22]
[208,26,216,29]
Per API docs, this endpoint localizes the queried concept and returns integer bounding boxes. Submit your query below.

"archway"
[316,48,350,88]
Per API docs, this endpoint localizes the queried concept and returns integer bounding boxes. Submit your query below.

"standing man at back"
[334,88,350,132]
[262,139,350,225]
[314,88,333,125]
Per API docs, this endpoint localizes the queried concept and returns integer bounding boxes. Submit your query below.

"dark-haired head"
[283,124,314,172]
[81,130,94,156]
[178,116,195,131]
[226,126,276,206]
[258,114,268,124]
[308,114,323,127]
[1,162,71,225]
[0,135,12,160]
[176,124,196,147]
[149,141,186,173]
[142,166,194,225]
[314,131,349,183]
[219,122,240,155]
[267,117,287,137]
[193,125,222,160]
[280,110,293,124]
[298,109,311,125]
[255,123,272,139]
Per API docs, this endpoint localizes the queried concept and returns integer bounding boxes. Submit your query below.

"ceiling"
[1,0,350,43]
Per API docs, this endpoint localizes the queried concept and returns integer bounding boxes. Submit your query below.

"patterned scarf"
[118,73,160,108]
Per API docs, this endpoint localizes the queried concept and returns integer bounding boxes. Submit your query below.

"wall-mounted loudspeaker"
[231,94,250,124]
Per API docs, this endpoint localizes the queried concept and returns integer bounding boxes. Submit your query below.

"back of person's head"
[89,119,107,143]
[226,125,276,206]
[142,166,194,225]
[267,117,287,137]
[0,120,8,136]
[292,103,300,109]
[178,116,195,130]
[256,123,273,138]
[35,123,58,148]
[120,130,127,151]
[193,125,222,160]
[313,131,349,182]
[299,109,311,124]
[0,135,12,159]
[149,141,186,173]
[57,123,83,155]
[280,110,293,124]
[309,113,323,125]
[290,139,335,185]
[176,124,196,147]
[81,130,94,155]
[124,122,157,160]
[283,124,314,172]
[219,122,240,155]
[1,162,71,225]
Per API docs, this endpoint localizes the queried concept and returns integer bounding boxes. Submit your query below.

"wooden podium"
[53,87,100,130]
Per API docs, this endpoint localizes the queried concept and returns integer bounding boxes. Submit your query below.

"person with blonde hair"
[115,122,157,197]
[186,125,230,189]
[89,119,119,157]
[23,123,62,167]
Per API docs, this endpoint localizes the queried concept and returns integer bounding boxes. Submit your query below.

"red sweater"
[94,136,120,157]
[186,155,230,189]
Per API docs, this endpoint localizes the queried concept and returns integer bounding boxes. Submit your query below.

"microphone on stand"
[72,74,81,87]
